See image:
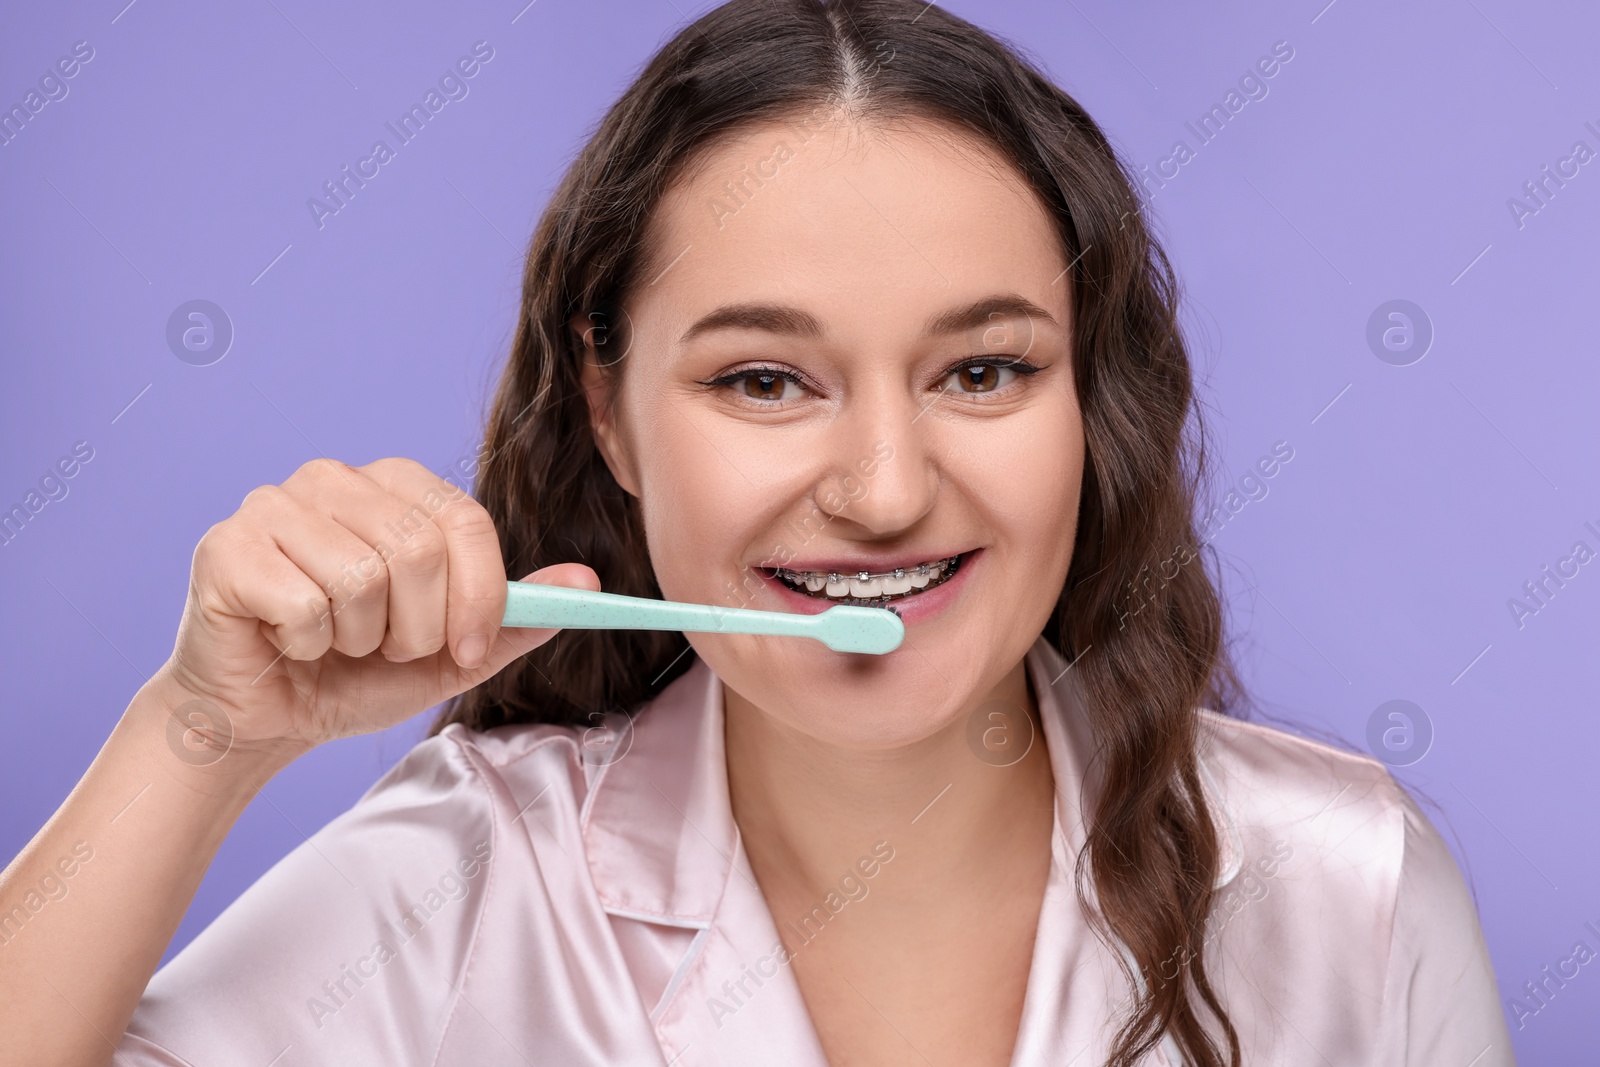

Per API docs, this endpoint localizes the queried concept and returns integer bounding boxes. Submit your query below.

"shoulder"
[1194,709,1411,918]
[275,719,603,886]
[419,718,598,813]
[119,719,600,1065]
[397,717,595,795]
[1193,711,1511,1060]
[1197,708,1405,843]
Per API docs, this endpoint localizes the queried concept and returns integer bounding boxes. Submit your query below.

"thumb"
[471,562,604,678]
[519,562,602,592]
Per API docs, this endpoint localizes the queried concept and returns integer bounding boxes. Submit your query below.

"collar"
[580,650,733,927]
[579,635,1242,927]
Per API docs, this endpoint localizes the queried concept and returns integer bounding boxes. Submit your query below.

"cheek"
[635,430,728,595]
[947,406,1082,564]
[628,409,812,603]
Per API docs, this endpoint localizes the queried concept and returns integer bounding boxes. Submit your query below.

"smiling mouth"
[765,553,965,608]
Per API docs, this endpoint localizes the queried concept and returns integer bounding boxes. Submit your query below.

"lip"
[756,547,983,631]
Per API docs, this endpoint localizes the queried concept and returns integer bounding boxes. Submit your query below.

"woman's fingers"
[282,458,451,664]
[353,457,510,668]
[235,481,394,659]
[192,505,337,662]
[197,454,590,689]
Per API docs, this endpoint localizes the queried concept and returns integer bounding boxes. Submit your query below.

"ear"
[570,310,642,497]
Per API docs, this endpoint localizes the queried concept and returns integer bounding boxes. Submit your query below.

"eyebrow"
[677,293,1060,345]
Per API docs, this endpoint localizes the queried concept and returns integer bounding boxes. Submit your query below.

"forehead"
[628,113,1071,342]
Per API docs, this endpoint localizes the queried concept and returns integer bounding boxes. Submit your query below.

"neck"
[722,657,1057,910]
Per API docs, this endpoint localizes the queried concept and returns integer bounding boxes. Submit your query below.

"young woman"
[0,2,1514,1064]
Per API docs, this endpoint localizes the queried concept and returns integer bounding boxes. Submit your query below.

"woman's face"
[583,113,1085,747]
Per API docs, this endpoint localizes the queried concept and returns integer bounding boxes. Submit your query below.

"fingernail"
[457,633,489,668]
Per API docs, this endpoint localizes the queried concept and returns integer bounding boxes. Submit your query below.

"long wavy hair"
[431,1,1247,1063]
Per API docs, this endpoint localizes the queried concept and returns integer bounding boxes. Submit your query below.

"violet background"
[2,0,1596,1059]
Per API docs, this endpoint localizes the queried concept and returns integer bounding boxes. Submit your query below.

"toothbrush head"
[812,604,905,654]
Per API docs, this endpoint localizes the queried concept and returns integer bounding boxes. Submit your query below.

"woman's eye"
[733,370,805,402]
[947,361,1022,394]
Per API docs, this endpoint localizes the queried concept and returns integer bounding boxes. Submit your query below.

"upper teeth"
[776,555,960,601]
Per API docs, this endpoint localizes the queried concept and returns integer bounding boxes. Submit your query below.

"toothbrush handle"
[501,581,820,639]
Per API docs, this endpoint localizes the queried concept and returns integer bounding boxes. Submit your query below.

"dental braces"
[771,554,962,583]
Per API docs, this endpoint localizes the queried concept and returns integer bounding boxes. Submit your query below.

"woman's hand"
[0,455,590,1067]
[153,456,594,760]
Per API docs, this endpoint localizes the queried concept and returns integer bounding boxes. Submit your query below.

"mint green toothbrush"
[500,581,904,654]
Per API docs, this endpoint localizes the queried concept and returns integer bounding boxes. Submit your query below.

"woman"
[0,1,1513,1064]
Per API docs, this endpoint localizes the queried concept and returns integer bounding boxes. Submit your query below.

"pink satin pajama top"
[118,637,1516,1065]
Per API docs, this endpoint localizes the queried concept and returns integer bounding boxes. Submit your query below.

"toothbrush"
[499,581,904,654]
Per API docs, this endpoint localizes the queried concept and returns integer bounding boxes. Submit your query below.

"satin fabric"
[117,637,1515,1065]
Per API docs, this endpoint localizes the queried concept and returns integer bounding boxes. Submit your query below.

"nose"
[811,388,940,536]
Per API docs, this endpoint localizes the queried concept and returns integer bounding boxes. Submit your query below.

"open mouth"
[763,552,965,609]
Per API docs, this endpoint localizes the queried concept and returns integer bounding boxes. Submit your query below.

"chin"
[699,638,972,746]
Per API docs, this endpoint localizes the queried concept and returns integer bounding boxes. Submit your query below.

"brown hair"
[431,2,1246,1063]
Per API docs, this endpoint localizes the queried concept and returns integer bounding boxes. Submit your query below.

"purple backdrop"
[3,0,1596,1058]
